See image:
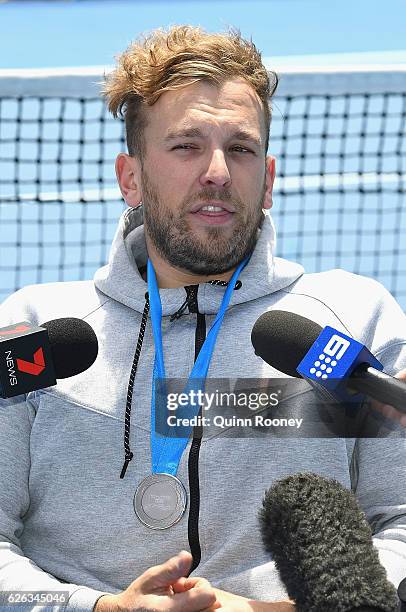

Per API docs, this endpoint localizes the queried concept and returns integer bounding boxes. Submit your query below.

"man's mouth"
[189,202,235,225]
[200,205,228,213]
[190,201,235,214]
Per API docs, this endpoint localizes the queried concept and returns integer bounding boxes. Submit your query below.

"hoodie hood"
[94,205,304,316]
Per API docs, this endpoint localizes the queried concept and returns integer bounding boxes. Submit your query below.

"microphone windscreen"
[259,472,398,612]
[41,318,98,379]
[251,310,322,377]
[398,577,406,609]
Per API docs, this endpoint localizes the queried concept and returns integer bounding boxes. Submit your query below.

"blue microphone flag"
[297,326,383,403]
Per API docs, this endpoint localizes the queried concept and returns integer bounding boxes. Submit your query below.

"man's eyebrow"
[164,127,203,141]
[163,127,262,147]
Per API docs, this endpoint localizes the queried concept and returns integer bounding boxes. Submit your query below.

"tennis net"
[0,63,405,308]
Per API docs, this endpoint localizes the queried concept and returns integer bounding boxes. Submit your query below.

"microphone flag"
[297,326,383,403]
[0,321,56,398]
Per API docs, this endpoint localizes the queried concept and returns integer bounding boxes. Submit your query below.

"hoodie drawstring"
[120,292,150,479]
[208,279,242,290]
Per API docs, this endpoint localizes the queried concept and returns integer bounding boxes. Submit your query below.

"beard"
[141,166,266,276]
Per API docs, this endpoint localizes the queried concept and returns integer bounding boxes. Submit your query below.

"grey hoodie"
[0,207,406,611]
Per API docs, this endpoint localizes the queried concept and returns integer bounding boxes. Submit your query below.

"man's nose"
[199,149,231,188]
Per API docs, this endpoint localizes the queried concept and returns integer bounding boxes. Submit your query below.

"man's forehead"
[169,77,260,104]
[147,78,264,137]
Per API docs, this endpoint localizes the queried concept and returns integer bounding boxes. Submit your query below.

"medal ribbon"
[148,256,249,476]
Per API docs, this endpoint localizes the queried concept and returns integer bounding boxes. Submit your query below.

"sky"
[1,0,406,69]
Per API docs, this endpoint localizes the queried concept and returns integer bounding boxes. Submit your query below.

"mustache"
[186,190,233,202]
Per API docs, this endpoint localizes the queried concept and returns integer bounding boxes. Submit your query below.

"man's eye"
[172,144,253,152]
[232,146,252,153]
[173,144,196,150]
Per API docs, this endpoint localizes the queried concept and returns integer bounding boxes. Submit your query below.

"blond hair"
[102,25,278,159]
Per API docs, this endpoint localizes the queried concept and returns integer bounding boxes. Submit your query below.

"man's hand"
[370,367,406,427]
[173,578,295,611]
[94,550,220,612]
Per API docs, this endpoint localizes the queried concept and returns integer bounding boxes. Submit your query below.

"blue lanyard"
[147,257,249,476]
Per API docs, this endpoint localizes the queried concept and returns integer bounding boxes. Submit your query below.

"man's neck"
[145,239,235,288]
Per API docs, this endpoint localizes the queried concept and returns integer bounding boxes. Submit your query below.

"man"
[0,25,406,612]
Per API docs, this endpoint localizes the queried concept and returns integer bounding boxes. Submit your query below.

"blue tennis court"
[1,0,405,308]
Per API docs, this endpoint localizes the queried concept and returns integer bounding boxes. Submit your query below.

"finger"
[140,551,193,592]
[368,398,406,428]
[366,368,406,416]
[207,600,222,610]
[394,368,406,381]
[173,576,203,592]
[172,576,191,593]
[200,604,222,611]
[381,367,406,425]
[374,401,406,428]
[168,578,217,611]
[379,403,399,420]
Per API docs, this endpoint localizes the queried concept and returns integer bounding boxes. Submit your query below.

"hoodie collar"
[94,206,304,316]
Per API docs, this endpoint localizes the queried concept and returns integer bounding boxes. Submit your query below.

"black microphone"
[259,472,399,611]
[251,310,406,413]
[398,576,406,610]
[0,318,98,398]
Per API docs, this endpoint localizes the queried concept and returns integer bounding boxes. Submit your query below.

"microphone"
[251,310,406,413]
[0,318,98,398]
[259,472,399,611]
[398,577,406,611]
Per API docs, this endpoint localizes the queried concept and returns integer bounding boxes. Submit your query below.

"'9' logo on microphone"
[322,335,351,361]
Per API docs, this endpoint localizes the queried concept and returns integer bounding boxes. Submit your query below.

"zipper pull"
[170,296,191,321]
[170,286,198,321]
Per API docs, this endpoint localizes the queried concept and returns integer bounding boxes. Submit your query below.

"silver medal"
[134,473,187,529]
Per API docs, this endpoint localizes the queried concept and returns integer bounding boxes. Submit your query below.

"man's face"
[126,78,274,275]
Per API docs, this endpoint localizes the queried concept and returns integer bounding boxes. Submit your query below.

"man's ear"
[263,155,276,210]
[115,153,142,207]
